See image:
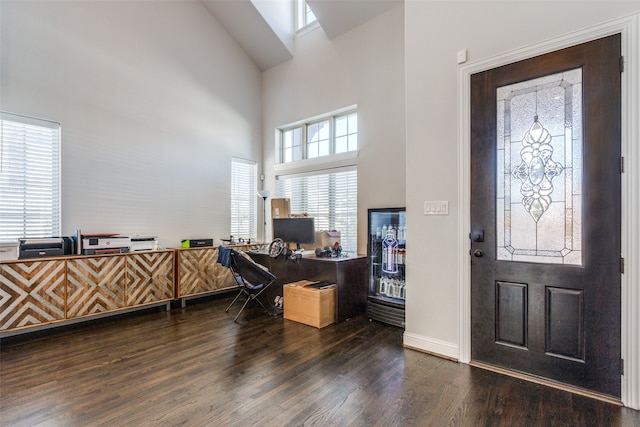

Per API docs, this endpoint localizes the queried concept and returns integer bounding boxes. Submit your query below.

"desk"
[248,252,367,323]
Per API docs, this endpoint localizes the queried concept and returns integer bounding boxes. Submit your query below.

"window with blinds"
[0,112,61,241]
[276,167,357,255]
[231,157,257,240]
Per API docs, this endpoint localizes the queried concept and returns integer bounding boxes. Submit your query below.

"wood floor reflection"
[2,296,639,426]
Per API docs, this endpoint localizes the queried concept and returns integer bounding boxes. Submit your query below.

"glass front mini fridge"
[367,207,406,327]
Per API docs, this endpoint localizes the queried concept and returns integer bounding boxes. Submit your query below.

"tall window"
[276,108,358,254]
[0,112,61,241]
[296,0,317,30]
[276,167,357,255]
[278,110,357,164]
[230,158,257,241]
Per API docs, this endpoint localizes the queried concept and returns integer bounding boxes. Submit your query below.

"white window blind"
[0,112,61,241]
[231,157,257,240]
[276,167,357,255]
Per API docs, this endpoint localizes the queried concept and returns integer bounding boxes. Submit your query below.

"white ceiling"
[203,0,403,71]
[307,0,402,40]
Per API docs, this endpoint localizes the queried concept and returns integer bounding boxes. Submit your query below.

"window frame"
[296,0,317,32]
[0,112,61,242]
[274,106,358,255]
[275,166,357,255]
[230,157,258,241]
[277,107,357,165]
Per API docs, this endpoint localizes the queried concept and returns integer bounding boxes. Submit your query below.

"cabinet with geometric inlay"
[0,250,175,336]
[175,246,239,305]
[0,259,67,332]
[66,255,127,318]
[126,250,174,306]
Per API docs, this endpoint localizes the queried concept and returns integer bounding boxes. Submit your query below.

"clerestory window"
[296,0,317,31]
[277,109,357,164]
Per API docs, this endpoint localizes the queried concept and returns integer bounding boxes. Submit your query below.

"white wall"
[261,4,406,253]
[0,1,262,249]
[404,0,639,360]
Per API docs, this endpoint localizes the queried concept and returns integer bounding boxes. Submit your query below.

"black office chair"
[217,245,277,322]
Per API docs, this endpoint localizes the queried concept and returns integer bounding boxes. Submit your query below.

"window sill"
[274,151,358,176]
[296,21,320,38]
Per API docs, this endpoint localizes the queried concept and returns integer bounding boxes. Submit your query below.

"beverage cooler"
[367,207,406,327]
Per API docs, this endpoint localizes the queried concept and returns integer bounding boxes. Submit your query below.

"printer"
[19,238,65,259]
[82,235,131,255]
[130,236,158,252]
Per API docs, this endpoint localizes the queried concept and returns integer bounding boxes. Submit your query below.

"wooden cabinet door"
[66,255,126,318]
[177,247,236,297]
[0,259,66,331]
[125,251,174,306]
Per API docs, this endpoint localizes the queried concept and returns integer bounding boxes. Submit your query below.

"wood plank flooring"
[1,295,639,426]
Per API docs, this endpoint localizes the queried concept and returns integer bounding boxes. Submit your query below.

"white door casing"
[457,13,640,409]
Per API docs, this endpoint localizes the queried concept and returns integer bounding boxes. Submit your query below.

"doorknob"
[473,249,483,257]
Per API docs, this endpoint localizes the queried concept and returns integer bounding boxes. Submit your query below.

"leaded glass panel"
[496,68,582,265]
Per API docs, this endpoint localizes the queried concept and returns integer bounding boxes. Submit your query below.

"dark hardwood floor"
[1,295,639,426]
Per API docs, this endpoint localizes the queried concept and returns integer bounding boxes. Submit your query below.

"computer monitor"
[272,217,315,249]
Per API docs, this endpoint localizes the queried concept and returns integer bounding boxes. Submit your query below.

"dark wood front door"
[470,34,622,397]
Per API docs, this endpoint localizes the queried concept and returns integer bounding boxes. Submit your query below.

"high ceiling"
[307,0,402,39]
[203,0,402,71]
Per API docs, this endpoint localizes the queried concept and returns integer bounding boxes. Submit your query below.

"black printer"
[18,237,66,259]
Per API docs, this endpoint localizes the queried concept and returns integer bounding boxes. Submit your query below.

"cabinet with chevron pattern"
[0,250,175,335]
[175,246,238,301]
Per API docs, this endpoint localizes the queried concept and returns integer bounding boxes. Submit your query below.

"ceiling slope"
[203,0,403,71]
[202,0,295,71]
[308,0,402,39]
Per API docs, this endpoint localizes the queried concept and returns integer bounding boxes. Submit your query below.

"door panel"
[471,34,621,397]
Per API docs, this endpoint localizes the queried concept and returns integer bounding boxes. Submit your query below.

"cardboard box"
[271,198,290,219]
[283,280,336,328]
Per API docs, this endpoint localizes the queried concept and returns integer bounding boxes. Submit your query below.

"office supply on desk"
[217,246,277,322]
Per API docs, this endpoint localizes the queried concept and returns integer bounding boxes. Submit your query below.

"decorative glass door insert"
[496,68,582,265]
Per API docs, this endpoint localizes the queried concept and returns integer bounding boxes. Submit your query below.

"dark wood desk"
[248,252,367,323]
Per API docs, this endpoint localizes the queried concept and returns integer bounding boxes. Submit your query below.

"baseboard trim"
[470,360,623,406]
[403,332,458,360]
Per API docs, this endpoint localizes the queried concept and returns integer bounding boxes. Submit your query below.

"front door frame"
[457,14,639,409]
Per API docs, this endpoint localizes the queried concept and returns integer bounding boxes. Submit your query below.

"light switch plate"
[424,201,449,215]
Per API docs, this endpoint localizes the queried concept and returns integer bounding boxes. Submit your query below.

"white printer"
[130,236,159,252]
[82,235,131,255]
